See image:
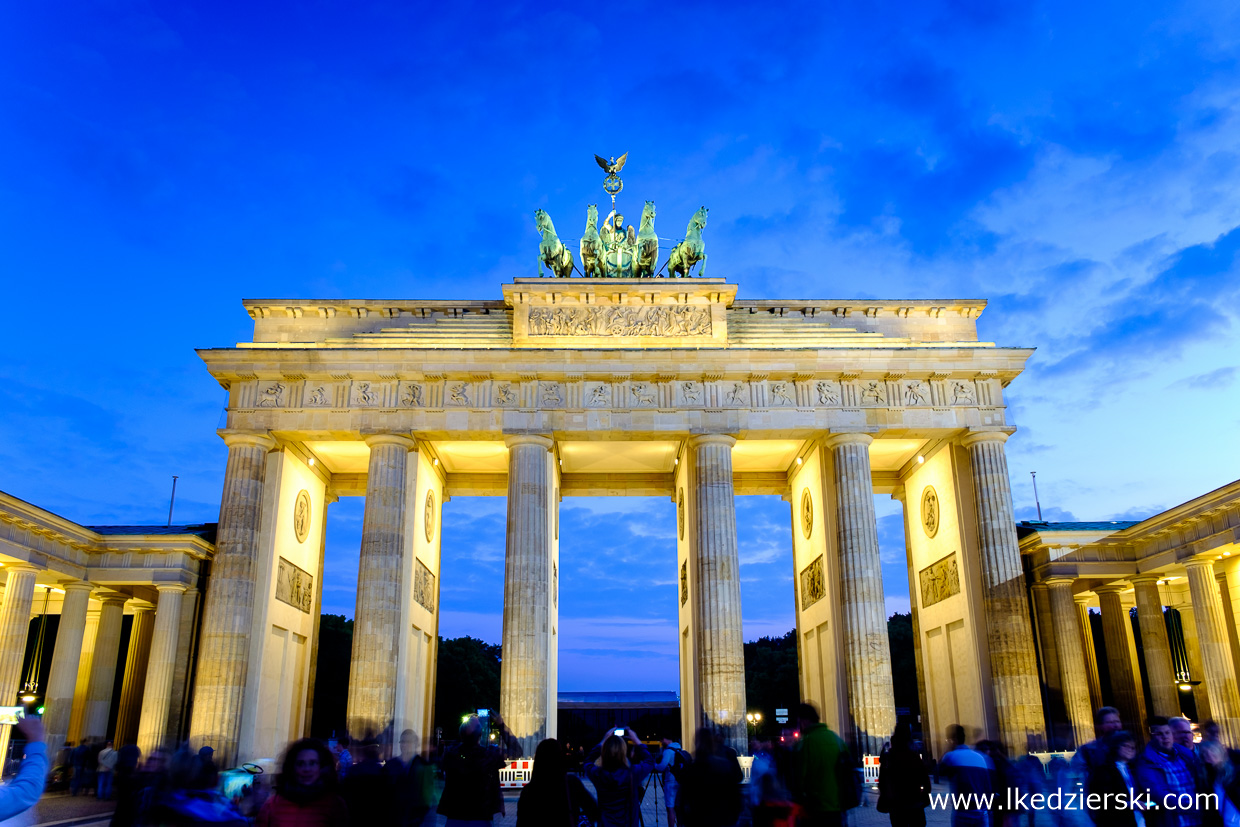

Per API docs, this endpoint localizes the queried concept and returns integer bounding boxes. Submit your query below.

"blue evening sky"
[3,1,1239,691]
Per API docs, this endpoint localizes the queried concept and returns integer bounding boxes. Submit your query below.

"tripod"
[639,768,661,827]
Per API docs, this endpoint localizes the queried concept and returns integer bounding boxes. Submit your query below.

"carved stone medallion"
[921,486,940,538]
[678,488,685,540]
[293,489,312,543]
[424,490,436,543]
[801,489,813,539]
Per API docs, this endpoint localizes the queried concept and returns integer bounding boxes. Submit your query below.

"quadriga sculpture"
[580,205,605,278]
[633,201,659,278]
[535,209,576,278]
[667,206,708,278]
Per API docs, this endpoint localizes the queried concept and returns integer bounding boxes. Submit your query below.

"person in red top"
[257,738,349,827]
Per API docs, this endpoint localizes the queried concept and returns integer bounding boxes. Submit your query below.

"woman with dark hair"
[256,738,348,827]
[1086,730,1143,827]
[584,727,654,827]
[516,738,599,827]
[876,723,931,827]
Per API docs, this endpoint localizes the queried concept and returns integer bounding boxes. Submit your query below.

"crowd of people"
[6,699,1240,826]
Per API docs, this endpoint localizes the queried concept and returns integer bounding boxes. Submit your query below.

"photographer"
[0,716,49,821]
[584,727,654,827]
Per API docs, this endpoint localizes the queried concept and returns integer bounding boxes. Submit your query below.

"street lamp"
[746,712,762,732]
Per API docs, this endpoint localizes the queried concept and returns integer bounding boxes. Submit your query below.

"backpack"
[666,747,692,782]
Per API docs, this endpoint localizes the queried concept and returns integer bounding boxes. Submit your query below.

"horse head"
[693,206,708,229]
[641,200,656,228]
[585,204,598,229]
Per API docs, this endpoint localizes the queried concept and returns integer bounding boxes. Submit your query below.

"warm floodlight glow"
[795,457,803,465]
[20,695,34,704]
[916,455,925,464]
[1179,683,1192,692]
[308,457,315,467]
[433,458,439,467]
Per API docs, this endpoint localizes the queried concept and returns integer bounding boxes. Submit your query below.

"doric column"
[83,595,127,738]
[689,434,747,753]
[164,588,199,745]
[1046,578,1094,749]
[0,567,38,761]
[1075,595,1104,709]
[67,609,100,744]
[136,586,187,755]
[500,434,555,756]
[115,605,155,745]
[824,433,895,756]
[1096,585,1146,730]
[45,582,94,755]
[1030,583,1063,742]
[189,431,276,765]
[1131,575,1179,717]
[1178,604,1212,722]
[347,434,415,738]
[961,431,1044,753]
[1215,572,1240,688]
[1185,558,1240,742]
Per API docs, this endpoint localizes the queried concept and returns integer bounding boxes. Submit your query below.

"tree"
[310,614,353,739]
[744,630,799,734]
[434,636,502,739]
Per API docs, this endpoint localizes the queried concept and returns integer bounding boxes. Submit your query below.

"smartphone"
[0,707,24,726]
[613,728,625,737]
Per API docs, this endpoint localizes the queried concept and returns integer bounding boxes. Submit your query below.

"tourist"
[1076,708,1125,779]
[673,727,743,827]
[256,738,348,827]
[750,735,795,826]
[789,702,857,827]
[1198,740,1240,827]
[134,745,247,826]
[384,729,437,827]
[0,715,49,821]
[876,723,931,827]
[340,739,394,825]
[197,746,219,789]
[97,740,117,800]
[653,733,690,827]
[585,727,655,827]
[1085,731,1144,827]
[1134,717,1204,827]
[437,714,509,826]
[70,738,91,796]
[938,725,993,827]
[333,736,352,778]
[516,738,598,827]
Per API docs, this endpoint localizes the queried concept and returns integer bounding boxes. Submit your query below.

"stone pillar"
[1046,578,1095,749]
[1131,575,1179,718]
[689,434,748,753]
[961,432,1045,753]
[824,433,896,756]
[83,596,127,739]
[1030,583,1063,742]
[164,588,199,745]
[1216,572,1240,691]
[500,435,555,756]
[115,606,155,745]
[1096,586,1146,730]
[1185,558,1240,741]
[347,434,415,738]
[45,582,94,755]
[1075,596,1104,710]
[0,567,38,761]
[189,431,276,765]
[1179,604,1212,722]
[67,610,100,744]
[136,586,187,755]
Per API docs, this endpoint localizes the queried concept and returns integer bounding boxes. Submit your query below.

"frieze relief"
[527,305,712,337]
[413,559,436,613]
[918,552,960,608]
[276,557,314,614]
[800,556,825,610]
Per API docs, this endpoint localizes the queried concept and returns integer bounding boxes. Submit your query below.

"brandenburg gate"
[185,275,1044,763]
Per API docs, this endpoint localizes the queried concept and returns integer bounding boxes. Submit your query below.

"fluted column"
[136,586,186,755]
[1075,596,1104,709]
[1131,575,1179,717]
[67,610,100,743]
[1185,558,1240,742]
[0,567,38,761]
[45,582,94,755]
[690,434,748,753]
[1096,586,1146,730]
[961,432,1044,753]
[189,431,276,765]
[1030,583,1063,742]
[1179,604,1212,721]
[83,596,127,738]
[115,606,154,745]
[347,434,415,738]
[1046,578,1094,748]
[1216,572,1240,686]
[500,434,555,756]
[164,588,199,745]
[824,433,895,756]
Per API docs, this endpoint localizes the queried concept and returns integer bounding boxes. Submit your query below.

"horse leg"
[697,252,707,277]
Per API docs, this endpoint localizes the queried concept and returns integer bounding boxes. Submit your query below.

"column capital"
[1043,575,1077,587]
[1183,555,1219,572]
[960,429,1014,449]
[218,429,277,451]
[154,584,189,596]
[1129,573,1165,586]
[1093,583,1128,596]
[362,433,416,451]
[823,432,873,450]
[504,433,554,451]
[1030,581,1049,592]
[2,564,40,576]
[688,433,736,449]
[61,582,95,595]
[1073,593,1094,606]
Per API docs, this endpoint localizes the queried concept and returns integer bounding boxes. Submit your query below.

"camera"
[613,728,625,737]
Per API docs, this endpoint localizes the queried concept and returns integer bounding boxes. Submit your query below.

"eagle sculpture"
[594,153,628,174]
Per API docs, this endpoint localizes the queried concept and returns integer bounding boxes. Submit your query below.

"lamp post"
[746,711,763,738]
